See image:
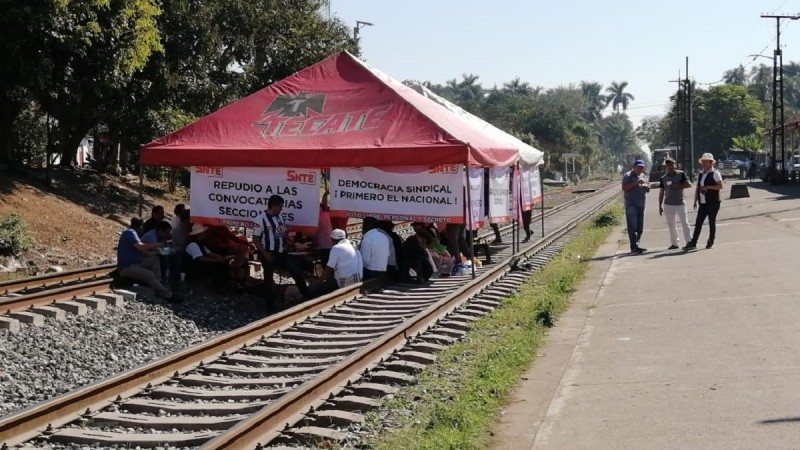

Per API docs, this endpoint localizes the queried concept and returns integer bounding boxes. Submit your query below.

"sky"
[332,0,800,130]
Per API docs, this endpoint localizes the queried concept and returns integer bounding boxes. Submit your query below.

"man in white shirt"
[311,229,363,297]
[359,216,391,280]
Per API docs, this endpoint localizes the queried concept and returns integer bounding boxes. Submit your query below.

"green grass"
[361,201,623,450]
[0,271,26,283]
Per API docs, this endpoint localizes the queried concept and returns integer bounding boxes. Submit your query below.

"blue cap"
[634,159,646,167]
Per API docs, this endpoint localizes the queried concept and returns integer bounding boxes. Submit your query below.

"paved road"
[490,181,800,450]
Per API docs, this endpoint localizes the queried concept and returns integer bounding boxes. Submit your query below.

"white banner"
[190,166,321,231]
[520,167,533,211]
[489,166,512,224]
[467,167,484,230]
[529,167,543,203]
[330,165,464,223]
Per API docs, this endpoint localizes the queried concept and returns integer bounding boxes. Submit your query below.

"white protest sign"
[489,166,512,224]
[467,167,484,230]
[529,166,543,203]
[520,168,533,211]
[330,165,464,223]
[190,166,320,232]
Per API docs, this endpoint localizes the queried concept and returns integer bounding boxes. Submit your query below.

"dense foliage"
[0,213,33,256]
[0,0,354,172]
[426,76,641,178]
[634,60,800,158]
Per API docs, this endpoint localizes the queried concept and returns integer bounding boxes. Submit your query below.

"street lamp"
[353,20,373,56]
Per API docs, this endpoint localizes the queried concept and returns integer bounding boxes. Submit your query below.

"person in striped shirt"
[253,195,309,302]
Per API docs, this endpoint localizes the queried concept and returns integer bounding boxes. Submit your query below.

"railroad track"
[0,182,619,449]
[0,182,606,328]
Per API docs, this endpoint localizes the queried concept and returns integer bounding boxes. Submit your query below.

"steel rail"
[199,189,621,449]
[0,278,113,315]
[0,278,386,447]
[0,264,114,295]
[0,183,618,448]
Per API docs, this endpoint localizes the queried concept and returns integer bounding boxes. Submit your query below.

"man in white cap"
[621,159,651,254]
[684,153,723,250]
[310,228,362,297]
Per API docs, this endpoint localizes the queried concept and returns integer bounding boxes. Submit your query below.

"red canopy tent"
[140,51,518,168]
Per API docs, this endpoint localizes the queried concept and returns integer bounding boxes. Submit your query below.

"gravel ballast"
[0,287,267,418]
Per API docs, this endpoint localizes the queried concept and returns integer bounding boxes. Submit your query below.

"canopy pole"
[540,167,545,237]
[515,164,520,254]
[465,167,475,279]
[138,164,144,219]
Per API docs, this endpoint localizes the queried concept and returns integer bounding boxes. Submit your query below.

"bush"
[0,213,34,256]
[592,204,622,228]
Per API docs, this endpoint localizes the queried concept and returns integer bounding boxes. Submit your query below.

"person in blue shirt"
[621,160,651,254]
[140,221,177,285]
[117,218,182,303]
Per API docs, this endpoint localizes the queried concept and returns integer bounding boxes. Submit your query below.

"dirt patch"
[0,167,186,274]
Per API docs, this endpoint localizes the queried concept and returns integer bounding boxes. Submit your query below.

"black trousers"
[445,224,471,260]
[363,268,385,280]
[263,252,309,298]
[521,209,533,237]
[691,201,721,244]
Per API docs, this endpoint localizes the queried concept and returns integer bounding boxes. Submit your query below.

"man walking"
[621,159,651,254]
[684,153,724,250]
[658,158,693,250]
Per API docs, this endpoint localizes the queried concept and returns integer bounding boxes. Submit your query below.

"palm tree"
[442,74,485,113]
[723,65,747,85]
[579,81,607,122]
[502,77,535,96]
[605,81,635,112]
[748,64,772,102]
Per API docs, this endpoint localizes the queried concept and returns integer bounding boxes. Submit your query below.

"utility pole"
[353,20,373,57]
[669,71,683,169]
[761,13,800,183]
[685,57,694,175]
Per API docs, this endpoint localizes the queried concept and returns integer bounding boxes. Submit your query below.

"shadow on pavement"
[759,416,800,425]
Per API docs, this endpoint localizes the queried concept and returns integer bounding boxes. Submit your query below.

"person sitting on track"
[359,216,391,280]
[202,224,252,283]
[403,223,436,283]
[116,217,182,303]
[140,221,175,285]
[309,229,363,298]
[142,205,166,234]
[378,220,404,279]
[170,203,186,230]
[184,224,252,288]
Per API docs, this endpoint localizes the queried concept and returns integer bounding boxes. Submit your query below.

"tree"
[601,112,639,163]
[635,115,670,150]
[748,64,772,102]
[502,77,536,96]
[108,0,353,172]
[723,65,747,86]
[579,81,607,123]
[693,84,764,156]
[6,0,163,167]
[605,81,635,112]
[440,74,485,114]
[731,133,764,152]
